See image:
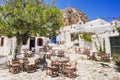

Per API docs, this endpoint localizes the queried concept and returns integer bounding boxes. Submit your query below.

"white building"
[0,18,120,56]
[58,18,120,55]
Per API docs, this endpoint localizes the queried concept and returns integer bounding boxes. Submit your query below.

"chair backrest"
[16,54,24,59]
[70,60,77,68]
[51,56,58,61]
[69,54,77,61]
[55,50,58,55]
[34,54,39,59]
[83,49,90,55]
[28,58,36,65]
[28,51,32,55]
[40,53,45,59]
[12,60,20,64]
[52,50,55,54]
[7,56,14,65]
[21,50,25,54]
[24,52,29,57]
[58,50,64,54]
[64,54,69,59]
[46,59,52,68]
[8,60,12,65]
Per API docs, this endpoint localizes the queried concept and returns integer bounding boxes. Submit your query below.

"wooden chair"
[8,59,20,74]
[83,49,91,59]
[51,50,56,56]
[58,50,64,58]
[23,58,37,73]
[35,58,41,69]
[46,59,59,77]
[62,60,77,77]
[39,52,45,63]
[69,61,77,73]
[24,52,29,58]
[23,58,28,71]
[88,52,97,60]
[51,61,59,77]
[99,53,110,62]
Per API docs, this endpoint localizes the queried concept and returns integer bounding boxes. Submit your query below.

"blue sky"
[0,0,120,21]
[46,0,120,21]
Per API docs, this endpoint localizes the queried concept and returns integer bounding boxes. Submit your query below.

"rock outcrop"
[61,7,88,26]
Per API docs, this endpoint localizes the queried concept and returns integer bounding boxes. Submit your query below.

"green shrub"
[97,52,110,62]
[8,50,12,55]
[80,32,92,42]
[115,59,120,70]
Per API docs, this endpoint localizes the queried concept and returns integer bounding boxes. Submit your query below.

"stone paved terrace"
[0,54,120,80]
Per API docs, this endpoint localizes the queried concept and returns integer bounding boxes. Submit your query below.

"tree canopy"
[0,0,63,55]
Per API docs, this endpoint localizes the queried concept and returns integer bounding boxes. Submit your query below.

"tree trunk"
[16,42,22,55]
[14,37,23,59]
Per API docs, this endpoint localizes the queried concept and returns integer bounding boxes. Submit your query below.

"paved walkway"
[0,54,120,80]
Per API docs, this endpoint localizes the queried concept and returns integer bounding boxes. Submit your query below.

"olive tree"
[0,0,63,57]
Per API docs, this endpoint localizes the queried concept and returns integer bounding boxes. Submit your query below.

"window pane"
[37,38,43,46]
[22,40,28,45]
[117,37,120,45]
[110,37,116,46]
[1,37,4,46]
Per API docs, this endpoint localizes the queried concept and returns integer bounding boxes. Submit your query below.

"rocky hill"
[61,7,88,26]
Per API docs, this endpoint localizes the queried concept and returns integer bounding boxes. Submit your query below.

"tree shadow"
[70,74,80,78]
[0,55,6,58]
[0,55,8,69]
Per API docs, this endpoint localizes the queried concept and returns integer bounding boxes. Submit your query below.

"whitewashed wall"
[21,37,47,53]
[35,37,47,53]
[0,36,47,56]
[65,32,73,47]
[0,37,16,56]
